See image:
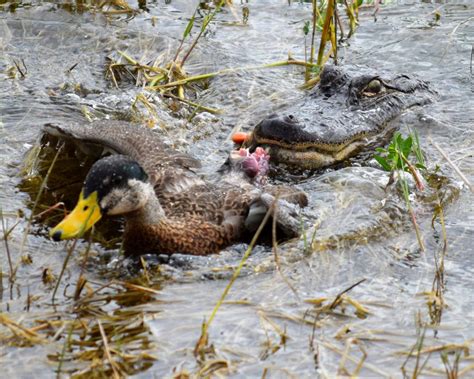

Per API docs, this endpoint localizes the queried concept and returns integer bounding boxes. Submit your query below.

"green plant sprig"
[374,130,426,251]
[374,131,426,191]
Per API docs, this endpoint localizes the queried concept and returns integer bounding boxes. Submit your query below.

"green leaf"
[411,130,425,167]
[201,14,210,31]
[388,144,397,154]
[401,135,413,158]
[392,154,400,170]
[183,13,195,38]
[303,21,310,36]
[394,132,402,145]
[374,155,392,171]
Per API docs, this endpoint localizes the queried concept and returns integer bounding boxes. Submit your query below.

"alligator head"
[245,64,436,169]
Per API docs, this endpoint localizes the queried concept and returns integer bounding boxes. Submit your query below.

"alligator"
[242,64,436,169]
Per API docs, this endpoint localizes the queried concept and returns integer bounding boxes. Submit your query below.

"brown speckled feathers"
[44,121,204,194]
[43,121,274,255]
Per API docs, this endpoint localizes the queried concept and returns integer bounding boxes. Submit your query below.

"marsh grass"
[422,196,448,329]
[20,144,64,255]
[0,208,16,283]
[301,0,365,89]
[441,349,462,379]
[1,278,160,377]
[337,337,367,376]
[258,310,289,360]
[194,202,274,359]
[399,190,472,378]
[51,239,78,302]
[400,334,472,378]
[0,146,161,377]
[400,315,430,378]
[0,143,64,286]
[431,139,473,193]
[106,0,367,121]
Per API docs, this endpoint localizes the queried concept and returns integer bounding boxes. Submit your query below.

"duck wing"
[43,120,205,192]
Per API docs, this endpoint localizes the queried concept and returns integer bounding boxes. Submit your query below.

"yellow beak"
[50,190,102,241]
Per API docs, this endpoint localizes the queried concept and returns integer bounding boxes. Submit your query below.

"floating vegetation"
[305,279,369,321]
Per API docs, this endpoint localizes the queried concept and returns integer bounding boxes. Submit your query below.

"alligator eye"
[362,79,384,96]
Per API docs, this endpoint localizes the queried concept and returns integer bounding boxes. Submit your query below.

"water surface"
[1,0,473,377]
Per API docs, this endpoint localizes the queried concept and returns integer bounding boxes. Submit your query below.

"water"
[1,0,473,377]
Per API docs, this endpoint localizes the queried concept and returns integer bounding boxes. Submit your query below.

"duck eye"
[111,176,122,186]
[83,206,89,211]
[363,79,383,95]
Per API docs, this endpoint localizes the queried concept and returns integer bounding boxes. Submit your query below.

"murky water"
[1,0,473,377]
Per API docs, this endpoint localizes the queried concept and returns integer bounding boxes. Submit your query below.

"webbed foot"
[245,192,304,239]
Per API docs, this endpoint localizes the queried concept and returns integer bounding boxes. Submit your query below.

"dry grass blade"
[317,0,336,67]
[328,279,366,311]
[119,281,162,295]
[459,362,474,377]
[271,195,299,299]
[162,93,222,114]
[0,207,15,282]
[197,358,230,377]
[20,144,63,256]
[51,239,77,303]
[98,318,121,379]
[300,47,333,89]
[398,341,472,357]
[258,310,288,360]
[147,59,317,91]
[33,202,66,220]
[400,315,431,377]
[337,338,367,377]
[56,321,75,379]
[194,206,274,358]
[0,314,46,345]
[319,338,389,377]
[431,139,473,192]
[179,0,225,67]
[441,349,462,379]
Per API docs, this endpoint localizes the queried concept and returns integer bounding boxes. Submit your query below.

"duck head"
[50,155,152,240]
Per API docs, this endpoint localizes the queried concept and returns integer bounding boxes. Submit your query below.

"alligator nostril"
[52,231,62,241]
[285,114,299,124]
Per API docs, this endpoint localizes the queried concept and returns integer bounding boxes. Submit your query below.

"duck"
[45,120,307,256]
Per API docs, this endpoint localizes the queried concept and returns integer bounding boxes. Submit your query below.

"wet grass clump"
[1,281,160,377]
[105,0,372,122]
